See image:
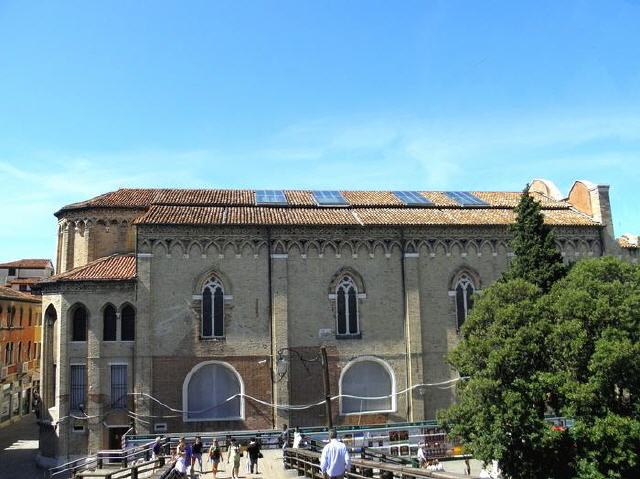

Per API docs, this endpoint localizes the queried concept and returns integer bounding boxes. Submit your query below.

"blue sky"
[1,0,639,263]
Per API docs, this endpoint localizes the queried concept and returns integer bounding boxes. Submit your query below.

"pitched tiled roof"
[618,235,639,249]
[0,286,41,303]
[57,188,571,212]
[57,188,596,228]
[134,205,597,227]
[0,259,52,269]
[8,277,42,285]
[44,254,136,283]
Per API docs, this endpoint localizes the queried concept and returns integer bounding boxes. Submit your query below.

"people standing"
[319,429,351,479]
[292,428,303,449]
[208,440,222,478]
[174,437,188,477]
[227,438,242,479]
[191,436,203,473]
[247,437,261,474]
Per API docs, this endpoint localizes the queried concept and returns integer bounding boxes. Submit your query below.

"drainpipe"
[399,228,411,421]
[267,227,275,428]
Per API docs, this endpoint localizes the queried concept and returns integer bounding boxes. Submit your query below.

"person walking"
[191,436,203,473]
[227,438,242,479]
[208,440,222,478]
[320,429,351,479]
[247,437,261,474]
[174,437,189,477]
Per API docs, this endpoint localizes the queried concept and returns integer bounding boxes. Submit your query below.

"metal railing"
[47,440,159,479]
[74,458,169,479]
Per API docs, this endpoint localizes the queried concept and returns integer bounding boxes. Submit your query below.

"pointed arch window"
[103,305,117,341]
[121,305,136,341]
[336,276,359,336]
[71,306,87,342]
[202,278,224,338]
[455,274,475,331]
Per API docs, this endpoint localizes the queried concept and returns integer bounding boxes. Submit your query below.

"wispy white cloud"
[1,109,639,262]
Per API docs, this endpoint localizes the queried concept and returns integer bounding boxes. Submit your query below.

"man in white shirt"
[320,429,351,479]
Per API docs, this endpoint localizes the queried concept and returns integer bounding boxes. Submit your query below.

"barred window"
[71,306,87,342]
[111,365,128,409]
[103,305,117,341]
[340,358,394,414]
[455,274,475,331]
[70,364,86,411]
[336,276,358,336]
[202,278,224,338]
[184,361,242,421]
[121,305,135,341]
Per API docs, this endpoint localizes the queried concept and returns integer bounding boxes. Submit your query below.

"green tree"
[440,258,640,479]
[503,187,567,291]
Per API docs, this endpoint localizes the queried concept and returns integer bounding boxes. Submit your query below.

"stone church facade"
[36,179,633,459]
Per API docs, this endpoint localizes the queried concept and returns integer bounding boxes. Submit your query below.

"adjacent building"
[0,259,54,293]
[36,179,632,460]
[0,286,42,428]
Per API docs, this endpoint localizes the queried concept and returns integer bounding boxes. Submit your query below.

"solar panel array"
[444,191,488,206]
[312,190,348,206]
[393,191,432,205]
[255,190,288,204]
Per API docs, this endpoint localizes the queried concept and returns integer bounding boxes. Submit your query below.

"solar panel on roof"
[444,191,488,206]
[255,190,288,205]
[312,190,348,206]
[393,191,431,206]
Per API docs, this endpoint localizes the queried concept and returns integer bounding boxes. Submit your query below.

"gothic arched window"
[455,274,475,331]
[71,305,88,342]
[121,305,136,341]
[336,276,359,336]
[202,278,224,338]
[103,305,117,341]
[340,357,395,414]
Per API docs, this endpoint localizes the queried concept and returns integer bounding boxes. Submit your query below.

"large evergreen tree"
[440,187,640,478]
[503,186,566,291]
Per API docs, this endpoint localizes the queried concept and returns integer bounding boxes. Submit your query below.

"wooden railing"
[284,448,477,479]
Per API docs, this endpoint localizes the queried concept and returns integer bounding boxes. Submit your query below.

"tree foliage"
[502,187,567,292]
[440,258,640,479]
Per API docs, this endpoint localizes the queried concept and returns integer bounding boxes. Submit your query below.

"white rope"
[128,376,469,415]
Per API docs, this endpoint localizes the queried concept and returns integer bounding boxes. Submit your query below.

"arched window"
[455,273,475,331]
[336,276,359,336]
[202,278,224,338]
[183,361,243,421]
[71,306,87,342]
[27,342,31,360]
[340,358,395,415]
[4,343,11,364]
[121,305,135,341]
[19,308,23,327]
[17,342,22,362]
[103,305,117,341]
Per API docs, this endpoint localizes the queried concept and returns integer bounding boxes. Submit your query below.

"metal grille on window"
[186,363,241,420]
[70,365,86,410]
[336,276,359,335]
[121,305,135,341]
[202,279,224,338]
[103,305,117,341]
[455,275,475,330]
[111,365,127,409]
[341,360,393,414]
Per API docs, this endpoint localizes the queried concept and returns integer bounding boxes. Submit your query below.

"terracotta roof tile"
[0,286,41,303]
[284,191,316,206]
[45,254,136,282]
[154,189,254,206]
[341,191,403,206]
[55,189,162,214]
[618,235,639,249]
[8,277,42,285]
[0,259,52,269]
[134,205,596,227]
